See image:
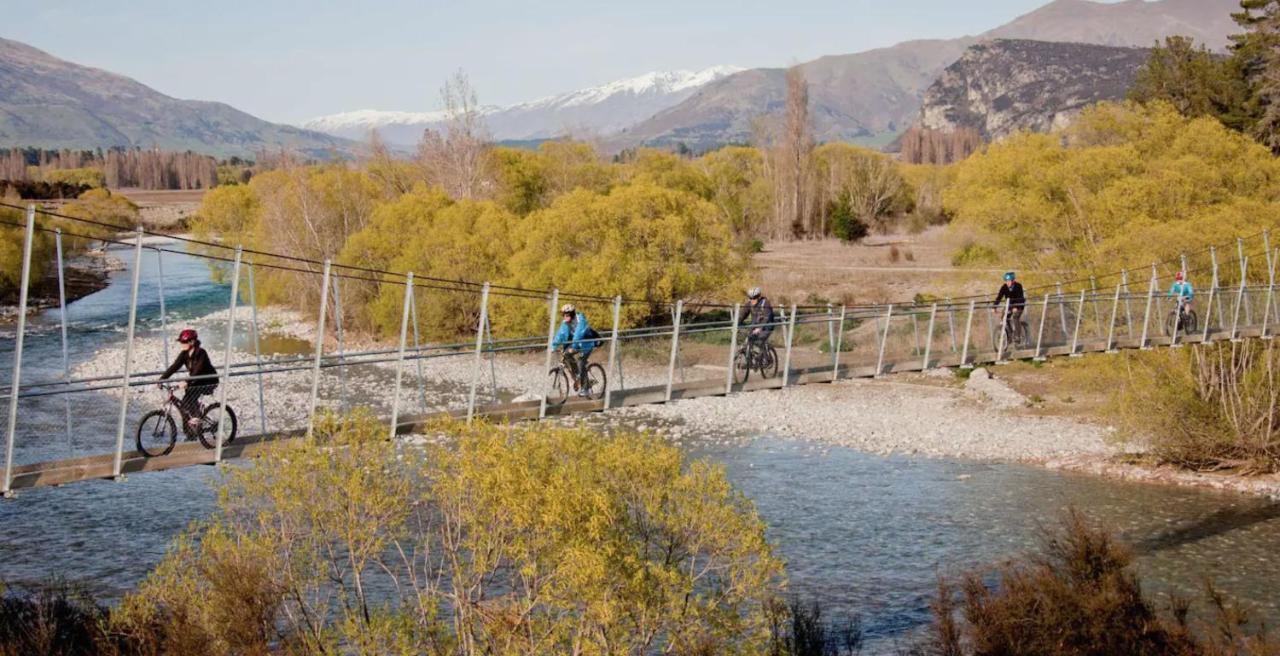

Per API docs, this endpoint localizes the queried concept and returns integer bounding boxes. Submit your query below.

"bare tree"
[769,67,816,239]
[417,70,496,200]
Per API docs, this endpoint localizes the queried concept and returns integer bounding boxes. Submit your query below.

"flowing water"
[1,242,1279,652]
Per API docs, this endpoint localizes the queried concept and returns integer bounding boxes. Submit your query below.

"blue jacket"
[1168,281,1194,300]
[553,312,595,353]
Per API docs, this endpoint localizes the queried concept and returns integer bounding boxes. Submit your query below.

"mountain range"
[0,37,349,158]
[303,67,744,145]
[0,0,1246,158]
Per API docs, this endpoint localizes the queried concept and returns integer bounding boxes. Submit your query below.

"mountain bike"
[998,307,1029,350]
[733,331,779,384]
[547,349,606,406]
[136,383,238,457]
[1164,298,1198,338]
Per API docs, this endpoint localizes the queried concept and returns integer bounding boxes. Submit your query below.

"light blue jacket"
[553,312,595,353]
[1168,280,1194,301]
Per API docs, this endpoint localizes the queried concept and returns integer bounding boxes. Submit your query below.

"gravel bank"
[614,374,1117,462]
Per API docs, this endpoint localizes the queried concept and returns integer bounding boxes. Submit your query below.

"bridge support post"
[665,300,684,401]
[1034,294,1049,361]
[782,304,798,386]
[1121,270,1134,339]
[605,295,622,408]
[832,305,847,381]
[111,226,145,480]
[1056,283,1069,341]
[467,283,491,423]
[248,265,267,435]
[946,298,957,353]
[1140,265,1157,350]
[332,275,347,412]
[876,305,893,377]
[156,248,168,365]
[1232,257,1247,342]
[55,230,73,454]
[1069,290,1086,357]
[996,298,1012,363]
[960,301,976,369]
[1240,238,1253,327]
[826,303,836,365]
[389,273,413,438]
[410,287,426,414]
[1202,275,1218,344]
[1209,246,1223,341]
[922,303,937,370]
[538,290,559,420]
[306,261,332,438]
[725,303,740,395]
[1089,277,1102,337]
[1105,283,1121,353]
[214,248,242,464]
[1263,251,1276,339]
[3,206,36,495]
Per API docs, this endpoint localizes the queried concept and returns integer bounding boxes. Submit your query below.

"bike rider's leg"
[178,386,209,428]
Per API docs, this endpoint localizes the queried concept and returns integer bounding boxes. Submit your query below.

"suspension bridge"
[2,201,1278,494]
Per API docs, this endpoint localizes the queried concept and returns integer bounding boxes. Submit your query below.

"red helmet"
[177,328,198,344]
[1175,271,1185,281]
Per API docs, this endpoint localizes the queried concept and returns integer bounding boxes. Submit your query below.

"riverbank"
[0,249,120,320]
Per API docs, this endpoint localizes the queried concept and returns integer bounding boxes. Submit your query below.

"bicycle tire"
[761,345,779,379]
[547,368,570,406]
[197,403,238,450]
[1164,310,1179,337]
[136,411,176,457]
[733,349,751,385]
[1185,309,1199,334]
[585,363,607,401]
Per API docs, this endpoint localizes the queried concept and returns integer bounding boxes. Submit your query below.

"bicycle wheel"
[135,411,176,457]
[584,363,607,401]
[761,345,779,379]
[547,368,570,406]
[1164,310,1179,337]
[733,349,751,384]
[1184,309,1199,334]
[197,403,238,450]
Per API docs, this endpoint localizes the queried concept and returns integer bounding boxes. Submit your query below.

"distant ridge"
[0,37,354,158]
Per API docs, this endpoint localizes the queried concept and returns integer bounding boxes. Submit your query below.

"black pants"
[179,385,215,421]
[565,350,593,384]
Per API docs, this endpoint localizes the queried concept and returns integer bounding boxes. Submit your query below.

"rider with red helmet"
[160,329,218,428]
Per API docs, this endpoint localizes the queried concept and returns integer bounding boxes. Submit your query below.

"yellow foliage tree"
[945,102,1280,282]
[506,182,747,332]
[698,146,774,239]
[113,415,783,655]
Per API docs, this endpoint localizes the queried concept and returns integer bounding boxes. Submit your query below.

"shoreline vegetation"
[0,418,1274,655]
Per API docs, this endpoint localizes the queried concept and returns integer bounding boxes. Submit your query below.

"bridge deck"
[7,327,1250,491]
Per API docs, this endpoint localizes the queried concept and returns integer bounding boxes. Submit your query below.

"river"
[1,241,1278,652]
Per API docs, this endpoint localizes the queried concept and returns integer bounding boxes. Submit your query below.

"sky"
[4,0,1115,125]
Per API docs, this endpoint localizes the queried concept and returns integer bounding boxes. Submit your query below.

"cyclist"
[743,287,775,346]
[1168,271,1194,315]
[159,328,218,429]
[552,304,597,395]
[993,272,1026,336]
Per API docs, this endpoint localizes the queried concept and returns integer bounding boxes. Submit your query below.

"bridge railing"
[5,201,1280,492]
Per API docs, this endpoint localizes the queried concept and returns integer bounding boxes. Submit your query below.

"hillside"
[0,37,353,159]
[618,0,1239,150]
[918,39,1151,140]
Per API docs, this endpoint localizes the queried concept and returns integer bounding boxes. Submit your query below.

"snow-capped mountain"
[302,66,742,145]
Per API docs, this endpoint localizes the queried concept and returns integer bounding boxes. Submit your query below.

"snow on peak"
[514,65,745,110]
[301,107,492,132]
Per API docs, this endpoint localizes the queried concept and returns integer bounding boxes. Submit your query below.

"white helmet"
[747,287,762,299]
[561,303,576,314]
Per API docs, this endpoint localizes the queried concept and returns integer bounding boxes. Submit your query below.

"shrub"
[751,238,766,253]
[888,245,901,263]
[114,415,784,654]
[0,580,121,656]
[923,510,1277,656]
[1110,342,1280,472]
[951,241,998,267]
[829,193,870,243]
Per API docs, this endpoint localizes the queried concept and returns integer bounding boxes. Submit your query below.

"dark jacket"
[161,346,218,388]
[994,282,1026,308]
[745,297,776,333]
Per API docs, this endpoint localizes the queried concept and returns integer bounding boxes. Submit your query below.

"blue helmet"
[1004,272,1016,282]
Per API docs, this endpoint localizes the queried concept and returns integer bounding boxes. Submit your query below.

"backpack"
[583,327,602,348]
